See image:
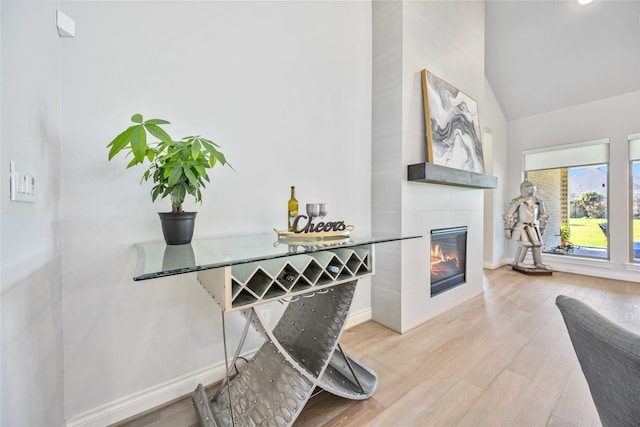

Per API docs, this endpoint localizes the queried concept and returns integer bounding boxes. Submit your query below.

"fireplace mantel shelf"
[407,162,497,189]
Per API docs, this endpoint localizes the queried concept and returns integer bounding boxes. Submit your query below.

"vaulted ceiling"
[485,0,640,120]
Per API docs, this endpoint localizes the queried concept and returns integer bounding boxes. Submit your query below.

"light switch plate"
[10,160,36,203]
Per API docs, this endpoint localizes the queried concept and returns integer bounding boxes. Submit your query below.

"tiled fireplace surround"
[371,182,486,333]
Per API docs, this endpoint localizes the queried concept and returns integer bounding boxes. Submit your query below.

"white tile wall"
[372,0,486,333]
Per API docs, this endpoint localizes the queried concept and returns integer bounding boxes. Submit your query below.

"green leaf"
[151,184,163,202]
[201,139,233,170]
[212,149,227,165]
[194,164,207,177]
[130,125,147,162]
[126,157,139,168]
[209,156,217,168]
[155,140,170,151]
[145,124,173,144]
[131,114,143,123]
[144,119,170,125]
[191,139,201,160]
[193,158,209,169]
[200,137,220,148]
[200,139,218,155]
[163,146,182,159]
[162,186,171,199]
[168,166,183,187]
[107,126,136,160]
[178,148,190,159]
[183,165,198,187]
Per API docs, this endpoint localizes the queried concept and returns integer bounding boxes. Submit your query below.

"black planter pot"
[158,212,197,245]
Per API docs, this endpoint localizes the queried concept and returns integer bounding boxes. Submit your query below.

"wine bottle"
[288,186,298,231]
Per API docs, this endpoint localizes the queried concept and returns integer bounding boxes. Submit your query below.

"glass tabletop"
[134,232,421,281]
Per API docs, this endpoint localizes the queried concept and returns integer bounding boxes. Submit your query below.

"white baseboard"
[65,308,371,426]
[346,307,372,329]
[483,258,510,270]
[65,356,238,427]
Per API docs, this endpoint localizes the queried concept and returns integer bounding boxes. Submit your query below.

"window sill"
[624,263,640,272]
[541,253,613,269]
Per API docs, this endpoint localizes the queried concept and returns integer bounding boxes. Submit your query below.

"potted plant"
[560,224,570,246]
[107,113,232,245]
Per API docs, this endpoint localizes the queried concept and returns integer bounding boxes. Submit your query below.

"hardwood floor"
[114,267,640,427]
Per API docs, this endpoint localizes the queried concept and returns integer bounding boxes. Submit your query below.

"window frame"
[523,139,610,261]
[629,134,640,263]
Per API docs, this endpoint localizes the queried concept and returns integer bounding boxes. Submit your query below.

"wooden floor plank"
[115,267,638,427]
[551,363,601,427]
[500,363,571,427]
[458,369,530,427]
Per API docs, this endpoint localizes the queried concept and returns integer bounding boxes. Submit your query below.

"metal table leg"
[192,281,377,426]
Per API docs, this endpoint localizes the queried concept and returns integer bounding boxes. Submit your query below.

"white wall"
[483,77,508,268]
[1,1,65,425]
[0,3,3,422]
[59,1,372,424]
[508,90,640,281]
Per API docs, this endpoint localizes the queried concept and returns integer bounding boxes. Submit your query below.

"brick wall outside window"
[526,169,564,249]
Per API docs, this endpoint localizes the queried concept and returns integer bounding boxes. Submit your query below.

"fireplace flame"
[431,244,461,277]
[431,244,459,266]
[430,228,467,294]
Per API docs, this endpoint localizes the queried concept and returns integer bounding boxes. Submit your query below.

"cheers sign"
[292,215,348,233]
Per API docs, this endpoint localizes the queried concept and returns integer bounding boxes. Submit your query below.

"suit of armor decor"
[504,180,550,270]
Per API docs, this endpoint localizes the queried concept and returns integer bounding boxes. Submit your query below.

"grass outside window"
[568,218,608,248]
[568,218,640,248]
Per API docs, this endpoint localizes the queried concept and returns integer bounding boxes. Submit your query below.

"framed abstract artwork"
[421,69,485,174]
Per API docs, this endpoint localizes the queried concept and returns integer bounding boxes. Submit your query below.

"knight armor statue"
[504,180,550,270]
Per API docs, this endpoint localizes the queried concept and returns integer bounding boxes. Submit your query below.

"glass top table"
[135,231,421,426]
[134,232,420,281]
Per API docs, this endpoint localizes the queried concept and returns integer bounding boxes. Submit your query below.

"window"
[630,135,640,262]
[523,140,609,259]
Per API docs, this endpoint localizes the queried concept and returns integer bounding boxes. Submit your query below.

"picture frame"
[421,69,485,174]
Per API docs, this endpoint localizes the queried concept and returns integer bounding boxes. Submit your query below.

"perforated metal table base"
[191,281,377,427]
[134,234,420,427]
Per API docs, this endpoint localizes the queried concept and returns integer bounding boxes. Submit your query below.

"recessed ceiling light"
[578,0,594,5]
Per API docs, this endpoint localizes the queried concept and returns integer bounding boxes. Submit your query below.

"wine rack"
[192,245,377,427]
[197,246,373,313]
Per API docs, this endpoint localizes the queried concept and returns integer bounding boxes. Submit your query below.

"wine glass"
[306,203,320,221]
[318,203,328,220]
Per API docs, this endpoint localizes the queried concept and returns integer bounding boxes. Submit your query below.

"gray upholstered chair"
[556,295,640,427]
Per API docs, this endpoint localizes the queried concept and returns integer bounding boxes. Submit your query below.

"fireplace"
[430,226,467,296]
